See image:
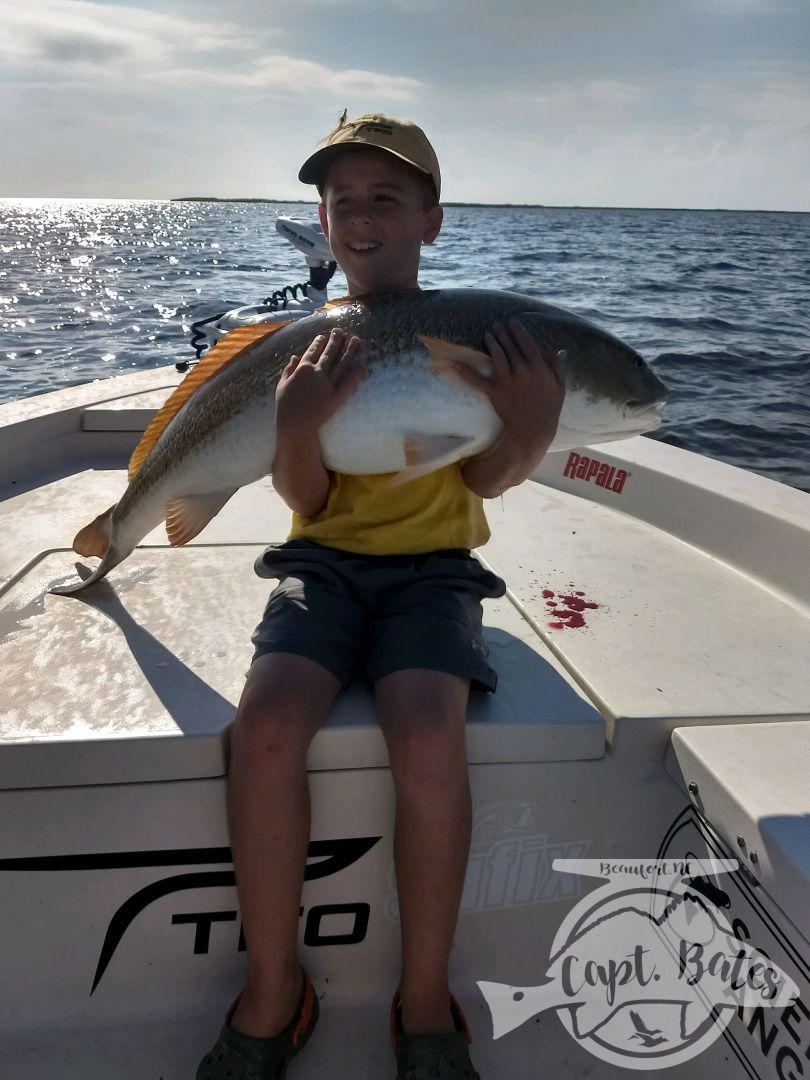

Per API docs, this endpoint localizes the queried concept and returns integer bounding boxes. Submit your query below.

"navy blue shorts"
[251,540,506,692]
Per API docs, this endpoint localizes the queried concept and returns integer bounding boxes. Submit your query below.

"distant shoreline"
[1,196,805,214]
[169,197,807,214]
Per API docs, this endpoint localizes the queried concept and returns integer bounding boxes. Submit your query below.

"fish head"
[518,310,668,449]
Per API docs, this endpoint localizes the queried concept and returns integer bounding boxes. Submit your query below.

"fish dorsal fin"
[418,335,493,390]
[317,296,353,312]
[127,322,287,482]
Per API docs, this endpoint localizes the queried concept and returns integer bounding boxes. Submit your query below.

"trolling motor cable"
[178,218,336,372]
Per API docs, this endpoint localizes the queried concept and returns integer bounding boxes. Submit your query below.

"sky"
[1,0,808,210]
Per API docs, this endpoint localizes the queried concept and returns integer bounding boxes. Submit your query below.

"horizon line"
[0,195,808,215]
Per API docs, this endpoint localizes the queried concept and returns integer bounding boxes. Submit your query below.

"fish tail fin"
[50,545,130,595]
[73,504,116,558]
[476,981,545,1040]
[51,503,129,594]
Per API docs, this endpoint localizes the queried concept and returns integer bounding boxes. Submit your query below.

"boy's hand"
[455,319,565,453]
[276,328,366,432]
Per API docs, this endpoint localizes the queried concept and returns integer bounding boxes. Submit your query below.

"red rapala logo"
[563,452,629,494]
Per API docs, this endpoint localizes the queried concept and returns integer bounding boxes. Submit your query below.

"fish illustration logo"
[477,858,799,1070]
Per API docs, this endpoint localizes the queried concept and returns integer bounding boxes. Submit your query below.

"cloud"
[170,56,421,101]
[1,0,248,71]
[522,79,648,123]
[424,52,809,210]
[2,0,807,209]
[693,67,810,127]
[2,0,421,103]
[688,0,800,12]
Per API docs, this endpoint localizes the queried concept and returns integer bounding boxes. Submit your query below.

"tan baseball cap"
[299,112,441,200]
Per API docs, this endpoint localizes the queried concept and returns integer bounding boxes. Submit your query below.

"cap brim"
[298,145,347,187]
[298,144,436,194]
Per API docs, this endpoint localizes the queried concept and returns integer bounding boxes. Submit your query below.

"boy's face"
[318,148,443,296]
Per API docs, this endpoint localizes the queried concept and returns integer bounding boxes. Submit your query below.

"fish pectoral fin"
[164,491,236,546]
[405,433,476,466]
[419,335,493,391]
[387,434,477,487]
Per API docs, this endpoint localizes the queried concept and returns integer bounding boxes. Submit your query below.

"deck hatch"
[0,545,605,791]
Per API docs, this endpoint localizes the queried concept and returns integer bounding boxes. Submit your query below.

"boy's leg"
[227,651,342,1037]
[375,668,472,1035]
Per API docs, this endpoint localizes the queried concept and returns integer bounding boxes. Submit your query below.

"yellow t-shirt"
[288,464,490,555]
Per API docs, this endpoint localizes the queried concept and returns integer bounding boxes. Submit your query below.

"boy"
[197,113,564,1080]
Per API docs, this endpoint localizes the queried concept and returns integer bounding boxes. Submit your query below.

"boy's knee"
[384,711,468,790]
[377,671,469,788]
[231,692,313,759]
[231,657,340,759]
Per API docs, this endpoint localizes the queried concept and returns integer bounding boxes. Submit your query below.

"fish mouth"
[572,402,665,442]
[627,409,664,434]
[623,400,666,427]
[625,418,662,436]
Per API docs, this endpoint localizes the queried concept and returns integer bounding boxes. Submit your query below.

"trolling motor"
[181,217,338,370]
[271,217,336,300]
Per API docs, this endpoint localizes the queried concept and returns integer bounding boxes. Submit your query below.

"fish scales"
[55,288,668,593]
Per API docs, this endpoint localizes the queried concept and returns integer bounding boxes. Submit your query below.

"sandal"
[196,968,319,1080]
[391,991,481,1080]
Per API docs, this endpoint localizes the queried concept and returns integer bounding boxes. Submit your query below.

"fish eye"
[635,358,645,369]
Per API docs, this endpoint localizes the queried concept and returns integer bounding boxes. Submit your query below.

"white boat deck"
[1,367,809,1080]
[2,368,808,777]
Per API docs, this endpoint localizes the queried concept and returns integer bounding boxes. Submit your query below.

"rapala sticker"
[564,452,629,493]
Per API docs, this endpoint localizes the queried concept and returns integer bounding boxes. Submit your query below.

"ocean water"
[1,198,808,492]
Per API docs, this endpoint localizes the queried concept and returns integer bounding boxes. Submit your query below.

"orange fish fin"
[164,491,237,546]
[387,434,476,487]
[418,335,493,391]
[128,323,287,483]
[73,503,116,558]
[318,296,353,311]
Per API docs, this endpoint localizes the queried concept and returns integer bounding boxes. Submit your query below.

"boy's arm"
[272,329,365,517]
[459,320,565,499]
[271,427,332,518]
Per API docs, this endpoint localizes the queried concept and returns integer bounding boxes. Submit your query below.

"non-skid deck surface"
[2,460,809,787]
[484,482,810,727]
[0,466,606,788]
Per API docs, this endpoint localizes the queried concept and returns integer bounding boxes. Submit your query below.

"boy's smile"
[318,148,442,296]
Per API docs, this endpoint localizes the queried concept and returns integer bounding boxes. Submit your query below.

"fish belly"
[116,399,277,546]
[319,364,501,474]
